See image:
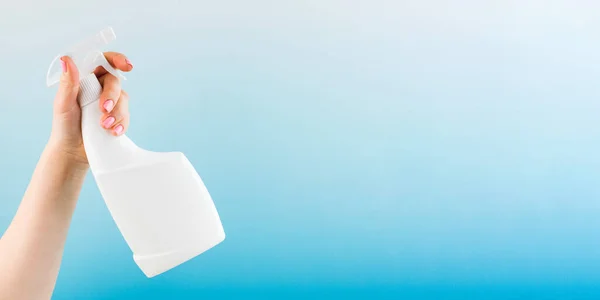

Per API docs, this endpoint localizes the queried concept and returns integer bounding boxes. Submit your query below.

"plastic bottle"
[45,27,226,278]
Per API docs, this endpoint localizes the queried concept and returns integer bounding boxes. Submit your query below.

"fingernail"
[103,100,114,112]
[102,116,115,128]
[114,125,124,135]
[125,58,133,68]
[60,57,67,73]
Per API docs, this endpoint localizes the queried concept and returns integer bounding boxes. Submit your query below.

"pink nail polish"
[114,125,124,135]
[60,58,67,73]
[102,117,115,128]
[125,58,133,68]
[104,100,114,112]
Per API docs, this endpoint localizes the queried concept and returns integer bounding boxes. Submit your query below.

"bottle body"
[79,74,225,277]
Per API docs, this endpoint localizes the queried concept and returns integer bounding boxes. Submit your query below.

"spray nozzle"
[46,27,126,87]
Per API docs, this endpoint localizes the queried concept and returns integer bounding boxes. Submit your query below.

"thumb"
[54,56,80,114]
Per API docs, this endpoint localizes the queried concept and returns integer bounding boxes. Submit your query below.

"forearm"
[0,142,88,300]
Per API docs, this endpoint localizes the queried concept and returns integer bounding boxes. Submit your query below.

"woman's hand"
[0,52,134,299]
[49,52,134,166]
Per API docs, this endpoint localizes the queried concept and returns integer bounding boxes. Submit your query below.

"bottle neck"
[79,73,141,174]
[78,73,104,108]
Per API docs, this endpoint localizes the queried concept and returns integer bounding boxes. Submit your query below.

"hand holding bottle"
[0,52,135,299]
[49,52,134,166]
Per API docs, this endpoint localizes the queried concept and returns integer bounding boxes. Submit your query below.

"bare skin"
[0,52,133,300]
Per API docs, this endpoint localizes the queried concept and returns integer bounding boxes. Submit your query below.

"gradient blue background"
[2,1,600,299]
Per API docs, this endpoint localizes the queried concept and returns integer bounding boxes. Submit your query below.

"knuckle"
[102,87,120,98]
[102,75,119,87]
[116,110,130,121]
[59,76,77,89]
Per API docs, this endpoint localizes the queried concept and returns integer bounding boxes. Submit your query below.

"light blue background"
[2,1,600,299]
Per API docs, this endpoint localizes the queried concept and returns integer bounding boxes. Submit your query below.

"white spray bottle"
[45,27,226,278]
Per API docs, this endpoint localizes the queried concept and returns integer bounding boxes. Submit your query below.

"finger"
[54,56,80,114]
[98,73,121,113]
[93,51,133,77]
[100,90,130,136]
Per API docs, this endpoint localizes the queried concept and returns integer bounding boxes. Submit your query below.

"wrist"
[44,140,89,174]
